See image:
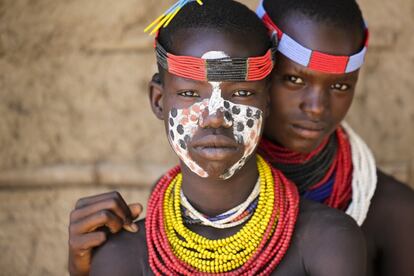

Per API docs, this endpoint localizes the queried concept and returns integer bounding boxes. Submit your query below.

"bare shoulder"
[295,200,366,276]
[298,199,360,229]
[364,169,414,231]
[370,169,414,213]
[90,220,152,276]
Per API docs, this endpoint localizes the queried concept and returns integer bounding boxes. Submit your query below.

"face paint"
[168,101,210,178]
[220,100,263,179]
[167,51,264,179]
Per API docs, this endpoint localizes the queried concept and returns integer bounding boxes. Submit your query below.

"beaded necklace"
[180,177,260,228]
[259,127,352,210]
[262,134,338,194]
[146,155,299,275]
[258,122,377,225]
[342,122,377,225]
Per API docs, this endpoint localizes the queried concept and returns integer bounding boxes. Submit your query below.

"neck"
[180,155,259,217]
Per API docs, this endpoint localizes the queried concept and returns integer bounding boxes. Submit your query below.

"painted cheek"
[167,102,209,178]
[220,101,264,179]
[180,117,189,125]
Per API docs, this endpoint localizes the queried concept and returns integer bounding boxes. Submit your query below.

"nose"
[300,86,328,119]
[199,108,232,129]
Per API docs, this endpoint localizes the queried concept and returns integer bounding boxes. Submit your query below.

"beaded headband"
[155,41,275,81]
[256,0,369,74]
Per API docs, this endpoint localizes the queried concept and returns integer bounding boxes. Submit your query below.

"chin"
[285,138,323,154]
[202,160,236,177]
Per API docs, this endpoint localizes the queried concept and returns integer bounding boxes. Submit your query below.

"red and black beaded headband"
[155,40,275,82]
[144,0,275,82]
[256,0,369,74]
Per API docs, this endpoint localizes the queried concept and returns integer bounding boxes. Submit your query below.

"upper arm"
[374,173,414,276]
[382,200,414,276]
[303,212,367,276]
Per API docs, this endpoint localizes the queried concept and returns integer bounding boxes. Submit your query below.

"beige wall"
[1,0,413,275]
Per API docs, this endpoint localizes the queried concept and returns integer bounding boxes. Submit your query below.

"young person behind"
[69,1,366,275]
[256,0,414,275]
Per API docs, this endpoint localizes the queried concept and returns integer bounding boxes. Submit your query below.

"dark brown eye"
[233,90,253,97]
[178,90,199,97]
[330,83,349,91]
[287,75,304,85]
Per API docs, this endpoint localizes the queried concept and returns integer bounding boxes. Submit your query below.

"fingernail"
[124,223,138,233]
[130,223,139,232]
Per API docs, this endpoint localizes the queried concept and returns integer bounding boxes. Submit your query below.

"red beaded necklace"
[258,127,352,210]
[145,159,299,275]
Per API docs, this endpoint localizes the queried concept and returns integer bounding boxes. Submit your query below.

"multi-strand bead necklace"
[258,122,376,225]
[180,177,260,228]
[146,155,299,275]
[341,122,377,225]
[259,126,352,210]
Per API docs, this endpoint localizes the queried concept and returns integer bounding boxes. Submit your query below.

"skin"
[68,192,143,276]
[90,201,366,276]
[263,13,414,276]
[87,28,366,276]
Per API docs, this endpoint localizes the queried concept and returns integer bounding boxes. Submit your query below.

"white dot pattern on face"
[167,51,264,179]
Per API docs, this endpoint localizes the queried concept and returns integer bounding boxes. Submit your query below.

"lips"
[290,122,326,139]
[191,134,239,160]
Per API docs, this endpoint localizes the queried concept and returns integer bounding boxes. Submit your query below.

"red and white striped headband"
[155,40,275,82]
[256,0,369,74]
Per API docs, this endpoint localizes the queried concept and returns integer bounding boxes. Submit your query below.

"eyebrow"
[290,64,309,76]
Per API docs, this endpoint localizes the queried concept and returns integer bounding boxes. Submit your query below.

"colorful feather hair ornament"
[144,0,203,35]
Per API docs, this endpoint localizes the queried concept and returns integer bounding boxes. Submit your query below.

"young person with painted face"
[69,1,366,275]
[256,0,414,275]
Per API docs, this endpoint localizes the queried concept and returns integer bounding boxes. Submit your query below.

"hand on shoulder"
[68,191,143,276]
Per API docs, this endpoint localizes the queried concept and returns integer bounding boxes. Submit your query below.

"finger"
[75,191,123,209]
[71,196,133,224]
[123,223,139,233]
[70,210,124,234]
[69,231,107,254]
[121,203,143,233]
[129,203,143,220]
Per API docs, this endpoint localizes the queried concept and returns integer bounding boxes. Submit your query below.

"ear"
[149,73,164,120]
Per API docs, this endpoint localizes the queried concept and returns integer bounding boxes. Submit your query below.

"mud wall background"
[1,0,413,275]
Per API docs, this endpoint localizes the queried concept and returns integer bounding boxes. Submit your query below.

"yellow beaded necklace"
[163,155,277,273]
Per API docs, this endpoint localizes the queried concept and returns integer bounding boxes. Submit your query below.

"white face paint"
[167,51,264,179]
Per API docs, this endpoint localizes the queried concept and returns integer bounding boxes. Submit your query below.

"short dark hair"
[157,0,270,54]
[263,0,365,39]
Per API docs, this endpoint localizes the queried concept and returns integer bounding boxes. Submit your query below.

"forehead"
[168,28,266,58]
[280,13,363,56]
